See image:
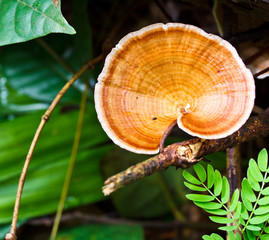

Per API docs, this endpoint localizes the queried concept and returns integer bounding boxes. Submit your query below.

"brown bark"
[103,108,269,195]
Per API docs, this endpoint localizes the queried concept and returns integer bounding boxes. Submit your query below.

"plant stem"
[50,83,89,240]
[242,170,268,233]
[36,38,76,74]
[200,182,242,231]
[5,55,102,240]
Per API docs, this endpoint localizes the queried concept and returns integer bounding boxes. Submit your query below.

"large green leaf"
[56,224,144,240]
[0,74,49,115]
[0,105,111,225]
[0,0,75,46]
[0,37,82,104]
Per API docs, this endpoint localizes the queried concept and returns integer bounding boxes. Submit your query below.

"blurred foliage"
[102,146,185,218]
[0,106,110,224]
[56,224,144,240]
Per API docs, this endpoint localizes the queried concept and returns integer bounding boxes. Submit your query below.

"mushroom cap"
[95,23,255,154]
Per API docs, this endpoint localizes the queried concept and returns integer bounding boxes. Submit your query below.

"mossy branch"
[103,108,269,195]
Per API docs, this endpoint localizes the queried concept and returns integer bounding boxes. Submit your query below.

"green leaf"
[0,0,76,46]
[240,205,249,220]
[260,234,269,240]
[229,189,239,212]
[205,209,228,215]
[247,168,261,192]
[246,229,256,240]
[234,202,241,219]
[56,224,144,240]
[0,107,111,224]
[236,233,241,240]
[242,178,256,202]
[186,194,215,202]
[258,149,268,172]
[265,177,269,183]
[211,233,224,240]
[207,164,215,189]
[183,171,201,185]
[1,39,82,103]
[239,217,246,226]
[228,231,236,240]
[209,216,234,224]
[221,176,230,204]
[214,170,222,196]
[194,201,222,210]
[254,205,269,215]
[202,235,214,240]
[249,213,269,225]
[258,196,269,205]
[193,164,207,182]
[249,158,263,182]
[241,191,253,211]
[243,232,249,240]
[184,182,206,191]
[218,225,237,231]
[246,225,261,231]
[262,187,269,195]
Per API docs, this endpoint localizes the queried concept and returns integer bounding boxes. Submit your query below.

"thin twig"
[5,55,102,240]
[103,108,269,195]
[50,83,89,240]
[27,211,218,231]
[254,66,269,79]
[36,38,76,74]
[156,172,185,221]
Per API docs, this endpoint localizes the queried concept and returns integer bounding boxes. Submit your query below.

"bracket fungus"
[95,23,255,154]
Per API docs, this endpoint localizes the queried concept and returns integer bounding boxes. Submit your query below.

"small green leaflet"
[186,194,214,202]
[207,164,215,188]
[229,189,239,212]
[258,149,268,172]
[182,170,201,185]
[242,178,256,202]
[193,163,207,182]
[214,170,222,196]
[184,182,206,191]
[221,176,229,204]
[209,216,234,224]
[249,158,263,182]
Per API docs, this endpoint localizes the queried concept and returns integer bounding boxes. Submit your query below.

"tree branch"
[103,108,269,195]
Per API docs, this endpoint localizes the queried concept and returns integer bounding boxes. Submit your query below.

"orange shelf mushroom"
[95,23,255,154]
